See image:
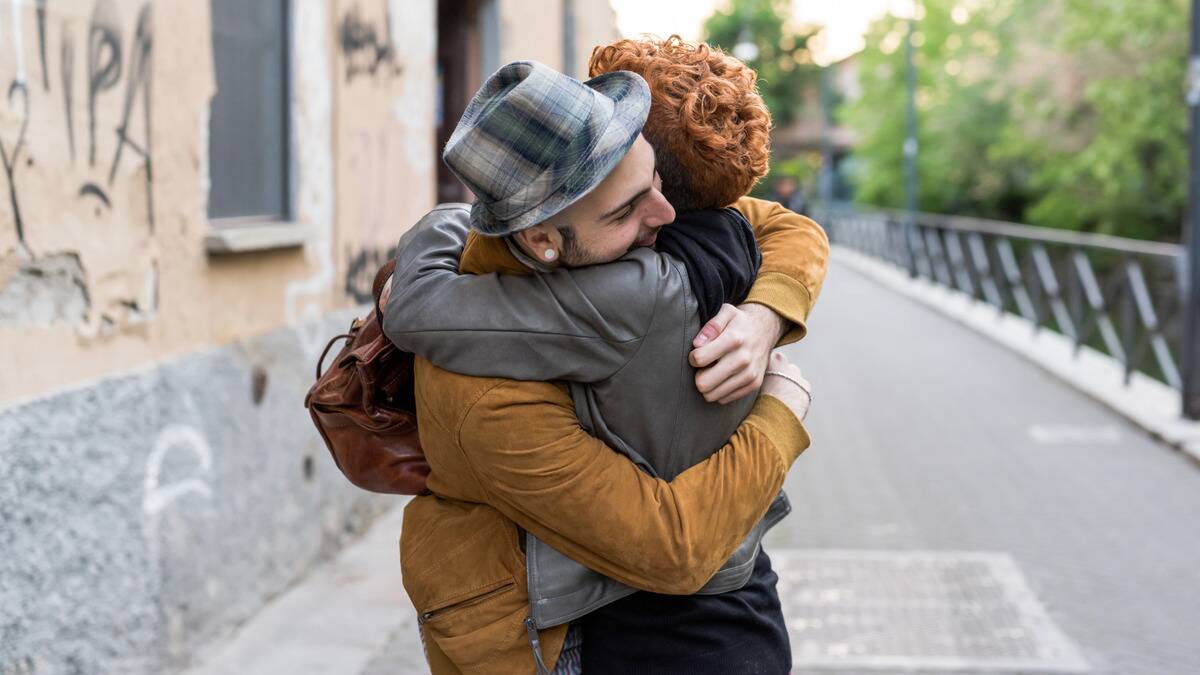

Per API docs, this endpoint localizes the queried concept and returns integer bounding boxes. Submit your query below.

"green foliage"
[841,0,1029,219]
[842,0,1190,242]
[702,0,817,126]
[996,0,1188,240]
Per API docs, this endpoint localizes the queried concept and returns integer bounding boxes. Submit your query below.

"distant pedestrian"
[770,175,809,215]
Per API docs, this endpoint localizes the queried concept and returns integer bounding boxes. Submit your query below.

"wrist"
[740,302,788,345]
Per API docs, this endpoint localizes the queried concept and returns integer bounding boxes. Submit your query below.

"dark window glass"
[208,0,290,221]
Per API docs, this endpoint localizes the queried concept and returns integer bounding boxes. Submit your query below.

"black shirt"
[580,549,791,674]
[580,209,790,673]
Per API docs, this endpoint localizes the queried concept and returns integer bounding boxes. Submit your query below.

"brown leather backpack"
[304,260,430,495]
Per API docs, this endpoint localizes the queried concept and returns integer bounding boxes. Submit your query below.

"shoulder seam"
[603,256,670,382]
[452,379,513,497]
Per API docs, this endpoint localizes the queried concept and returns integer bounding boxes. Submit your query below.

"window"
[208,0,290,222]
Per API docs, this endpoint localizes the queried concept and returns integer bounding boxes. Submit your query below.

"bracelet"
[765,370,812,401]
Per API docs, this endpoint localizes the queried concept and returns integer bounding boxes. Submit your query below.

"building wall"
[571,0,622,77]
[497,0,620,79]
[0,1,617,674]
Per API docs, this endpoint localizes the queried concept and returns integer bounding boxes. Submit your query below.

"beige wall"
[498,0,566,72]
[0,0,227,403]
[572,0,622,78]
[498,0,618,79]
[0,0,615,405]
[0,0,438,404]
[333,0,437,307]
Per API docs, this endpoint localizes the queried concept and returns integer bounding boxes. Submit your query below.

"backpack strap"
[372,259,397,323]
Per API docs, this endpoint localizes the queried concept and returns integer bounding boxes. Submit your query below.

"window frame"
[206,0,302,254]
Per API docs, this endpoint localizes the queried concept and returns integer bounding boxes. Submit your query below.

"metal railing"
[816,205,1191,407]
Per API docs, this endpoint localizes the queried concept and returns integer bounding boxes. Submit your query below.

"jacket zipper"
[525,616,552,675]
[416,581,515,626]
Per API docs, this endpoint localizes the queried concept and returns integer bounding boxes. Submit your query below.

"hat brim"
[471,70,651,236]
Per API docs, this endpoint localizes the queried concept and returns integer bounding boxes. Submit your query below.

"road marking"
[772,549,1090,672]
[1028,424,1122,445]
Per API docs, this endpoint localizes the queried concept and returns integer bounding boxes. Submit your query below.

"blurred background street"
[2,0,1199,673]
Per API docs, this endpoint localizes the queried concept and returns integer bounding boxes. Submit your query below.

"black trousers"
[580,549,791,674]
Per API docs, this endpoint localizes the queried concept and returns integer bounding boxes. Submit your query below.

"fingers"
[769,350,789,369]
[717,381,762,406]
[694,345,750,395]
[696,366,756,403]
[695,356,765,403]
[690,320,744,368]
[693,304,738,349]
[706,369,757,404]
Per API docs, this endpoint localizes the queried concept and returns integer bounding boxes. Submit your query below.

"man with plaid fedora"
[384,60,826,674]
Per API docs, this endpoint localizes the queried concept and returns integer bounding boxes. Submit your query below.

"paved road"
[762,259,1200,674]
[198,257,1200,674]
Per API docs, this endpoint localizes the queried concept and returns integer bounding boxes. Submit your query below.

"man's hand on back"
[689,303,788,405]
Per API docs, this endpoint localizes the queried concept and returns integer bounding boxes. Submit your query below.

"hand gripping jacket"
[304,260,430,495]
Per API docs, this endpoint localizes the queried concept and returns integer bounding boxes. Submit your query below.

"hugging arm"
[688,198,831,402]
[384,202,827,388]
[382,206,648,382]
[456,379,809,594]
[383,205,666,383]
[736,196,830,345]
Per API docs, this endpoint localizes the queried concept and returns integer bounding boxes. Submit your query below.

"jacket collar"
[460,231,544,276]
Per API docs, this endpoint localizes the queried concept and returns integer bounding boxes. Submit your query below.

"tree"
[841,0,1190,242]
[994,0,1188,241]
[840,0,1029,220]
[703,0,817,127]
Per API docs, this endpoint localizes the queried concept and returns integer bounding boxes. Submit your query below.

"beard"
[556,225,604,267]
[555,225,657,267]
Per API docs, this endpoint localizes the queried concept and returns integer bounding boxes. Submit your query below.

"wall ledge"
[205,223,312,254]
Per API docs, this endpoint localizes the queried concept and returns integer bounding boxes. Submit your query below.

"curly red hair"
[589,36,772,211]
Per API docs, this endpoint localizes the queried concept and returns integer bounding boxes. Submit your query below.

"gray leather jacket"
[384,204,790,629]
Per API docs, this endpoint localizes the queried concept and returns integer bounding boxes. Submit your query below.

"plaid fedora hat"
[442,60,650,236]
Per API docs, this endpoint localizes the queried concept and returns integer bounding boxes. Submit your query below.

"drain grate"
[771,550,1089,672]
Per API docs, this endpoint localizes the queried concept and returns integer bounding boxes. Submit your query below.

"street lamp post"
[1184,0,1200,419]
[563,0,577,77]
[819,65,835,205]
[904,16,920,277]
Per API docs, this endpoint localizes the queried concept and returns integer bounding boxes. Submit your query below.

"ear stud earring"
[544,249,558,261]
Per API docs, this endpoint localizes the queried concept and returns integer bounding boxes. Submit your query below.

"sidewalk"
[181,505,425,675]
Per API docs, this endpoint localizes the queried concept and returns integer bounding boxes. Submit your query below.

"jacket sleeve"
[736,196,830,345]
[382,207,665,383]
[457,380,810,595]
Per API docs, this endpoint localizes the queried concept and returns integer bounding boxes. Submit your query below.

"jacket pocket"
[417,579,516,627]
[419,579,529,673]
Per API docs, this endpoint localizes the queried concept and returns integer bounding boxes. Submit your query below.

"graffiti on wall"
[343,244,395,304]
[338,1,402,84]
[143,423,214,517]
[333,0,438,312]
[340,123,407,305]
[2,0,154,247]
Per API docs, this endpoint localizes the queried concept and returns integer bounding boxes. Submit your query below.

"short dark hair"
[652,144,705,212]
[556,223,584,262]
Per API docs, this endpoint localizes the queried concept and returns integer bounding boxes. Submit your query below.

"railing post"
[1184,0,1200,419]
